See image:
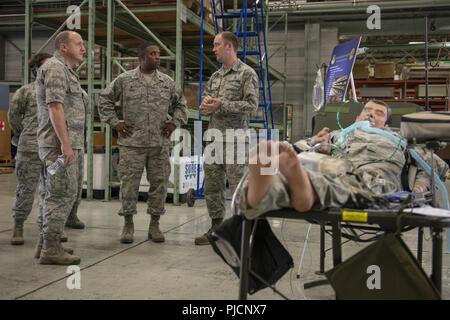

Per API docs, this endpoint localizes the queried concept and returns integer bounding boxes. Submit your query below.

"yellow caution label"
[342,210,368,223]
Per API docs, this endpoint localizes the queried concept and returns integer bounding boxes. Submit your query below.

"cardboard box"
[0,110,11,160]
[416,84,448,98]
[374,62,396,79]
[352,62,370,79]
[359,87,395,98]
[93,132,117,149]
[183,83,200,110]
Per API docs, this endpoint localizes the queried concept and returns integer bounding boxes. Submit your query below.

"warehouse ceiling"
[265,0,450,62]
[1,1,450,67]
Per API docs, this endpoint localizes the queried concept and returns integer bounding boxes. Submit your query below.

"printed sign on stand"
[325,36,361,104]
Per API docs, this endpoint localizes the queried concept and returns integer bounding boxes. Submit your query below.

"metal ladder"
[192,0,274,202]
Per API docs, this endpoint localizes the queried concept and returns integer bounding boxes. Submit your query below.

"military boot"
[65,215,85,229]
[39,239,80,265]
[120,215,134,244]
[34,236,74,259]
[194,218,223,246]
[148,215,165,243]
[11,220,25,245]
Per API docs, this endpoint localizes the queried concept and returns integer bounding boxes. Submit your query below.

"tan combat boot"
[194,218,223,246]
[34,236,74,259]
[39,239,80,265]
[65,215,85,229]
[148,215,165,243]
[120,215,134,244]
[11,220,25,245]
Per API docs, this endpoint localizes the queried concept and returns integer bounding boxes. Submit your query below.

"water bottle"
[312,69,324,111]
[47,155,65,175]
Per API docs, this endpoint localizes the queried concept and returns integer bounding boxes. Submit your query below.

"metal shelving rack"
[12,0,220,205]
[0,0,287,205]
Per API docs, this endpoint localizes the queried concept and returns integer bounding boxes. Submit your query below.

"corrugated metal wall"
[4,36,54,81]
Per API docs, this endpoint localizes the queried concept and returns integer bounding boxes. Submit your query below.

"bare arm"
[48,102,73,165]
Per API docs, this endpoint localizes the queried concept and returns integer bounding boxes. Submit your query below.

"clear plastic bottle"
[312,69,324,111]
[47,155,65,175]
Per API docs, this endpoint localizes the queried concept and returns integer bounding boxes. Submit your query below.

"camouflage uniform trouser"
[238,167,399,220]
[118,146,170,216]
[11,151,45,223]
[39,148,84,241]
[204,142,247,220]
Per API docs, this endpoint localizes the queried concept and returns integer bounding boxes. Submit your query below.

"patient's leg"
[278,143,318,212]
[247,141,318,212]
[247,140,275,209]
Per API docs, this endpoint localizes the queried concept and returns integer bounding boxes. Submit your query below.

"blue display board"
[325,36,361,104]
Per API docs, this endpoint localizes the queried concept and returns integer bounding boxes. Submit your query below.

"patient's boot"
[39,239,80,265]
[11,219,25,245]
[120,215,134,244]
[194,218,223,246]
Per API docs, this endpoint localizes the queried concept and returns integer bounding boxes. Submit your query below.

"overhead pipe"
[269,0,450,14]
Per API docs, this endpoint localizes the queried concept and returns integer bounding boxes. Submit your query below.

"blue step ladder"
[192,0,274,203]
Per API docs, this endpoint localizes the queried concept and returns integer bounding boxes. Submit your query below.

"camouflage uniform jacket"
[35,51,86,150]
[328,128,406,191]
[327,127,449,192]
[203,59,258,142]
[98,67,187,147]
[8,81,39,152]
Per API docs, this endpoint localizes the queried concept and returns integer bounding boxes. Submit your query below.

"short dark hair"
[54,30,79,50]
[137,42,158,57]
[366,99,392,125]
[29,52,52,77]
[219,31,238,51]
[29,53,52,69]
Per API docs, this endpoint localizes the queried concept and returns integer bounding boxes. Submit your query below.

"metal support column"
[282,13,288,139]
[24,0,32,84]
[86,0,96,200]
[104,0,114,201]
[173,0,183,205]
[233,0,238,32]
[431,227,443,293]
[303,23,321,137]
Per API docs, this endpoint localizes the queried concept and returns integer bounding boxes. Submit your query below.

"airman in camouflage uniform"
[194,32,259,245]
[35,31,87,265]
[8,52,51,245]
[98,42,187,244]
[240,100,449,219]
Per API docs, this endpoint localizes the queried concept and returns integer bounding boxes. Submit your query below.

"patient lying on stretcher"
[239,100,449,219]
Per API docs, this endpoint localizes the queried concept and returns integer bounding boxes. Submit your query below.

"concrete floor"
[1,172,449,300]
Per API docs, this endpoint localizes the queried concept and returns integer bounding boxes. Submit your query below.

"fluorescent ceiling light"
[409,42,425,45]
